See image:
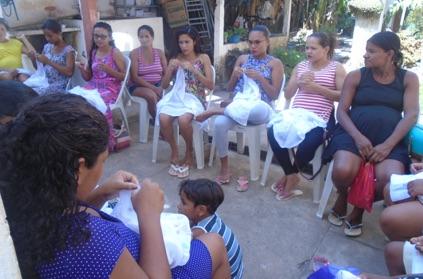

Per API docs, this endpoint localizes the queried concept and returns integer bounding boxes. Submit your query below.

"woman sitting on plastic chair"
[158,26,214,179]
[129,25,167,120]
[77,22,126,151]
[323,31,419,237]
[266,32,346,201]
[195,25,283,191]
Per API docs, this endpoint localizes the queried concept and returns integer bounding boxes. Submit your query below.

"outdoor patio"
[103,109,391,278]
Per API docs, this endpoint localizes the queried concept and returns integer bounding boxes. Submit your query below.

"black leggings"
[267,126,325,175]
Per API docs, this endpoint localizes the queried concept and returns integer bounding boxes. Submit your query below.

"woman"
[158,26,214,178]
[0,18,34,80]
[267,32,346,201]
[33,19,75,95]
[129,25,167,119]
[78,22,126,151]
[196,25,284,191]
[323,31,420,237]
[0,94,230,278]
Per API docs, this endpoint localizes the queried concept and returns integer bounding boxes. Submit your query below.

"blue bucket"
[409,123,423,156]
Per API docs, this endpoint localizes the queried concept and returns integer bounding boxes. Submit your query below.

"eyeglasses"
[94,33,108,40]
[248,40,264,46]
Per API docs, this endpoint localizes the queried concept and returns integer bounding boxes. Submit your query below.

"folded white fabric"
[268,108,326,148]
[335,270,360,279]
[68,86,107,114]
[403,241,423,274]
[389,172,423,202]
[109,190,192,268]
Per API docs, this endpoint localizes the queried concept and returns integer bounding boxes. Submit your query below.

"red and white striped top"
[291,60,337,122]
[137,48,163,84]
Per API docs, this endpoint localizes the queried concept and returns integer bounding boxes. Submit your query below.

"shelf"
[14,27,80,36]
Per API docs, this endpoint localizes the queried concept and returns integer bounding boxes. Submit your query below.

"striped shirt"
[137,48,163,84]
[193,213,244,279]
[291,60,337,122]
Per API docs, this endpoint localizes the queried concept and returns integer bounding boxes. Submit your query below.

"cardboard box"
[163,0,188,28]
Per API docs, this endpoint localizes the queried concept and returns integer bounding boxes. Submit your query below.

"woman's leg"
[384,241,406,275]
[178,113,194,166]
[331,151,362,221]
[196,233,231,279]
[374,159,405,201]
[214,115,237,178]
[132,87,159,118]
[380,201,423,241]
[159,113,178,164]
[246,102,271,125]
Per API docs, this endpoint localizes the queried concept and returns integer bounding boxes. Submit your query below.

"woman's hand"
[168,59,180,72]
[153,86,162,96]
[411,235,423,253]
[244,68,262,82]
[298,71,317,92]
[368,143,393,163]
[131,178,164,217]
[180,61,194,72]
[354,135,373,159]
[407,179,423,198]
[410,163,423,174]
[98,62,113,74]
[97,170,139,200]
[36,54,50,65]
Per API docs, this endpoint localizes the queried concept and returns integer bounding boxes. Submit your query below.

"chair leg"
[208,136,216,167]
[192,123,204,169]
[118,104,130,136]
[152,124,160,163]
[236,132,245,154]
[139,101,150,143]
[311,145,324,203]
[316,161,334,219]
[260,146,273,186]
[247,128,261,181]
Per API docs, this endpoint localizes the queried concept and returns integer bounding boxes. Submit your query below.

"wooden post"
[79,0,98,54]
[282,0,292,36]
[213,0,224,81]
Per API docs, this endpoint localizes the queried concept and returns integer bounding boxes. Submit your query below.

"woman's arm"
[284,65,299,99]
[337,70,373,158]
[159,49,168,77]
[104,49,126,81]
[189,54,214,90]
[227,54,247,92]
[245,58,284,100]
[36,49,75,77]
[161,58,178,90]
[369,71,420,163]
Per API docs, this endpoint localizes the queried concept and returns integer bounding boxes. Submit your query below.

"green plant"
[270,47,306,79]
[227,27,248,40]
[398,30,422,68]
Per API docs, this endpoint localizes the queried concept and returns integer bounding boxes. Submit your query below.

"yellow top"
[0,39,23,69]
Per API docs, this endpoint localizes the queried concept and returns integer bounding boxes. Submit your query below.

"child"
[178,178,244,279]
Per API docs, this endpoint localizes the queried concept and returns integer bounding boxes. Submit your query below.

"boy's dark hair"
[0,80,37,118]
[179,179,224,214]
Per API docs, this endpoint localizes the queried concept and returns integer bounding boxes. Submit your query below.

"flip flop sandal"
[344,220,363,237]
[275,189,303,201]
[328,210,346,227]
[168,164,180,177]
[216,175,231,185]
[236,176,249,192]
[177,165,190,179]
[271,182,284,193]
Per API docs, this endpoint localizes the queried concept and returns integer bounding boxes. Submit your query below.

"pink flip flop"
[236,176,249,192]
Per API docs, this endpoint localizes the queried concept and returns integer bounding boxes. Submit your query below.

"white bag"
[110,190,192,268]
[68,86,107,114]
[24,61,49,89]
[225,74,271,126]
[156,67,205,125]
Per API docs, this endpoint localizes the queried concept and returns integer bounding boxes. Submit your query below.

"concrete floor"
[102,111,389,279]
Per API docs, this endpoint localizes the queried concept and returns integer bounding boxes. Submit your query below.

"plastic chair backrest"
[112,32,134,52]
[113,55,131,106]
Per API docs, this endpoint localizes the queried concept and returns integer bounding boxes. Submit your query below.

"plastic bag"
[347,162,376,212]
[68,85,107,114]
[110,190,192,268]
[24,61,49,89]
[225,74,271,126]
[308,265,361,279]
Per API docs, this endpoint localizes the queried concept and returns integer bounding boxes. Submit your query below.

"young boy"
[178,178,244,279]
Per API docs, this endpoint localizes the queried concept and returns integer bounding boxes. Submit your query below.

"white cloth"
[268,107,326,148]
[225,74,272,126]
[335,270,360,279]
[68,86,107,114]
[403,241,423,274]
[389,172,423,202]
[23,61,49,89]
[108,190,192,268]
[156,67,204,125]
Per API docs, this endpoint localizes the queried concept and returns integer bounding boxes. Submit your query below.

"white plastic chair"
[316,161,333,218]
[0,194,22,278]
[208,75,286,181]
[151,66,216,170]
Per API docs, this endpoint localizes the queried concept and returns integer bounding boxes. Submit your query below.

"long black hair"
[88,22,115,70]
[0,94,109,277]
[173,25,202,58]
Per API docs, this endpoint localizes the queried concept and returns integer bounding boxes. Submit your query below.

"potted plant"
[227,27,247,43]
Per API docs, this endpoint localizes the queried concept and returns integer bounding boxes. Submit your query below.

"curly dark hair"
[0,94,109,278]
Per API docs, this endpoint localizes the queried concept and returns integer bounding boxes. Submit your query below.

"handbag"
[347,162,376,212]
[113,122,131,151]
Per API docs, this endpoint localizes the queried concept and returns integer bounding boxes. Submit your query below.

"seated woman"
[158,26,214,178]
[129,25,167,119]
[78,22,126,151]
[195,25,284,191]
[267,32,346,201]
[0,18,35,80]
[33,19,75,95]
[0,94,230,278]
[323,31,420,237]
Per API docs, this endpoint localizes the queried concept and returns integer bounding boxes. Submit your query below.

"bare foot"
[180,152,193,167]
[195,108,223,122]
[283,173,300,193]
